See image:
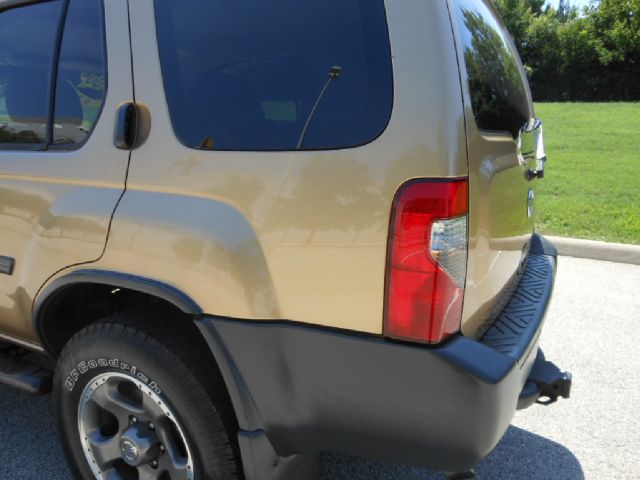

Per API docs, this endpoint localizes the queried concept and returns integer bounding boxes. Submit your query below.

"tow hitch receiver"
[517,350,572,410]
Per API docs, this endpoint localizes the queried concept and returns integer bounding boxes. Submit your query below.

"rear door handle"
[0,256,15,276]
[531,120,546,179]
[520,118,546,181]
[114,102,138,150]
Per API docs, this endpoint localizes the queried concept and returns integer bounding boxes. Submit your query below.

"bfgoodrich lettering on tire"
[53,314,243,480]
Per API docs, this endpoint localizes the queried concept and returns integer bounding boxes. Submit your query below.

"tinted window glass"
[155,0,393,151]
[0,1,63,145]
[454,0,531,138]
[54,0,106,145]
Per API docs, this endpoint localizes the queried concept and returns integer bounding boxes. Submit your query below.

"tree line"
[493,0,640,101]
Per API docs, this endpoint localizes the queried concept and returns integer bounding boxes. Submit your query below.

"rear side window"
[453,0,531,138]
[154,0,393,151]
[0,0,64,146]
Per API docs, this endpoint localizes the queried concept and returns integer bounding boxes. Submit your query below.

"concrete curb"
[546,236,640,266]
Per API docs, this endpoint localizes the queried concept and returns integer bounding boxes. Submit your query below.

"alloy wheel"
[78,372,195,480]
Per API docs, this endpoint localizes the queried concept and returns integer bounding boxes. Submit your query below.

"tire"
[53,313,243,480]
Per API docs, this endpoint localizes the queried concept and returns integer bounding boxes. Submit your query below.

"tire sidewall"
[54,327,215,479]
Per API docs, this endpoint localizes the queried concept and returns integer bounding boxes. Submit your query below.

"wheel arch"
[33,269,203,356]
[32,269,260,429]
[34,268,266,447]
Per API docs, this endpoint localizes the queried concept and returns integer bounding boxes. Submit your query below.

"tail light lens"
[384,178,468,344]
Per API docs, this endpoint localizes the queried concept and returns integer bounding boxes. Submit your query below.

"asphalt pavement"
[1,256,638,479]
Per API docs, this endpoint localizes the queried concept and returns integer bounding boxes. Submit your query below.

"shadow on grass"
[321,426,584,480]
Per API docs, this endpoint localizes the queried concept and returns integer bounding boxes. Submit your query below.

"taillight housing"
[384,178,468,344]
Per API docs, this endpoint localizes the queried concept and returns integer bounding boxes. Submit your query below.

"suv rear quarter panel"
[87,0,468,334]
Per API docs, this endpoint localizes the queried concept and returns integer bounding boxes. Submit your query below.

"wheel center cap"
[119,423,158,467]
[120,438,140,466]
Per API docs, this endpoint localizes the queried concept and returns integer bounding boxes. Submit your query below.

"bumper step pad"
[480,254,554,362]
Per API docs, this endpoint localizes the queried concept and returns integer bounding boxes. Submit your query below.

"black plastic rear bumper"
[196,234,562,476]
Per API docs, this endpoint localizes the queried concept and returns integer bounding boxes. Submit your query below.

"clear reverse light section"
[430,216,467,287]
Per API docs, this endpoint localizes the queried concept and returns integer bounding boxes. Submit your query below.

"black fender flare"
[33,269,203,354]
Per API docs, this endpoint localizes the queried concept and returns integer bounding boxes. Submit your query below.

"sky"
[546,0,592,8]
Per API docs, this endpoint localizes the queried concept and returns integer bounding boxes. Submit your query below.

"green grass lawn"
[535,102,640,244]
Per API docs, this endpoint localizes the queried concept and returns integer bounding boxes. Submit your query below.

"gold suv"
[0,0,571,479]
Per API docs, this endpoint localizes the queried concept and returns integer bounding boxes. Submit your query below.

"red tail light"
[384,178,468,344]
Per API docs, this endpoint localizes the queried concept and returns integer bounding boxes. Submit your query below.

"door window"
[0,0,64,147]
[53,0,107,145]
[154,0,393,151]
[0,0,106,150]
